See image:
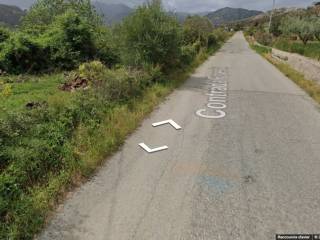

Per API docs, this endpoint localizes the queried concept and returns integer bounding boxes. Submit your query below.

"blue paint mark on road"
[196,176,233,195]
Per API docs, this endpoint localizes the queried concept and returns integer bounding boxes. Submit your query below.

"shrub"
[254,31,273,46]
[0,27,10,43]
[76,61,162,102]
[118,0,182,70]
[180,45,197,65]
[247,26,256,36]
[270,15,283,37]
[183,16,214,47]
[0,104,78,239]
[22,0,101,35]
[313,16,320,41]
[79,61,106,81]
[280,16,314,45]
[193,40,201,53]
[207,33,218,48]
[93,26,120,67]
[41,10,96,70]
[0,33,49,74]
[0,9,116,74]
[212,29,229,43]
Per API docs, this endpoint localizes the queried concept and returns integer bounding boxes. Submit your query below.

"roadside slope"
[38,32,320,240]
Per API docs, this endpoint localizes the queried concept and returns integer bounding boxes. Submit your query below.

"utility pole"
[268,0,276,33]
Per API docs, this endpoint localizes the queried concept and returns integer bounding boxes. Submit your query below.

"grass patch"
[251,44,272,55]
[0,73,69,115]
[273,38,320,61]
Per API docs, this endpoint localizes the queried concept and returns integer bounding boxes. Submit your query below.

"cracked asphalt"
[37,32,320,240]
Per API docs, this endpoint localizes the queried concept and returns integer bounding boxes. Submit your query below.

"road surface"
[38,32,320,240]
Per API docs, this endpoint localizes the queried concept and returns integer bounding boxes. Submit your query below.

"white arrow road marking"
[139,143,168,153]
[152,119,182,130]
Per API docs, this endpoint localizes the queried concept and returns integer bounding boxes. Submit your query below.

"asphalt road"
[38,32,320,240]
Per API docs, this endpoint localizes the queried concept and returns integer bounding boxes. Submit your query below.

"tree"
[312,16,320,41]
[280,16,315,45]
[41,9,96,69]
[118,0,182,69]
[183,16,214,47]
[0,27,10,43]
[21,0,101,34]
[269,15,283,37]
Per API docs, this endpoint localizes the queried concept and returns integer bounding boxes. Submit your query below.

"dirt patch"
[271,48,320,84]
[60,75,89,92]
[25,101,48,110]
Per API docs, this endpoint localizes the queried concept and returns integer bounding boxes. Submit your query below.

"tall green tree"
[269,15,283,37]
[0,26,10,43]
[313,16,320,41]
[118,0,182,69]
[21,0,101,34]
[280,16,315,45]
[41,9,96,69]
[183,16,214,47]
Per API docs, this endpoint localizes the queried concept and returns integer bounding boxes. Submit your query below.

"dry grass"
[264,54,320,104]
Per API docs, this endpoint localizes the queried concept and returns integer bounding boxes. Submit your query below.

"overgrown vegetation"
[243,3,320,60]
[0,0,231,239]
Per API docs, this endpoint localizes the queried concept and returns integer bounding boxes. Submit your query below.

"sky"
[122,0,315,12]
[0,0,315,12]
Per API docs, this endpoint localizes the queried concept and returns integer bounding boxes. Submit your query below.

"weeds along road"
[38,32,320,240]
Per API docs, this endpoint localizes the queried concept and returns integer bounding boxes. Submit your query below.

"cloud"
[161,0,315,12]
[0,0,315,12]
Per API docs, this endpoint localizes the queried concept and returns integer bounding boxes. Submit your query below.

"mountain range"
[0,1,263,27]
[206,7,263,25]
[0,3,25,26]
[93,2,133,24]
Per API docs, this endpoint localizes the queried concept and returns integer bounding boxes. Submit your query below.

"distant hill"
[93,2,133,25]
[92,2,198,24]
[0,4,25,26]
[0,0,34,10]
[206,7,263,25]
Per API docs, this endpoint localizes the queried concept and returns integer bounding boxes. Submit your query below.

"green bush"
[270,15,283,37]
[183,16,214,47]
[22,0,101,35]
[212,29,229,43]
[78,61,161,102]
[254,31,273,46]
[246,26,256,37]
[208,33,218,48]
[93,26,120,67]
[0,106,78,239]
[0,33,49,74]
[180,45,197,65]
[0,27,10,43]
[192,40,202,53]
[41,10,96,70]
[118,0,182,70]
[0,10,100,73]
[280,16,314,45]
